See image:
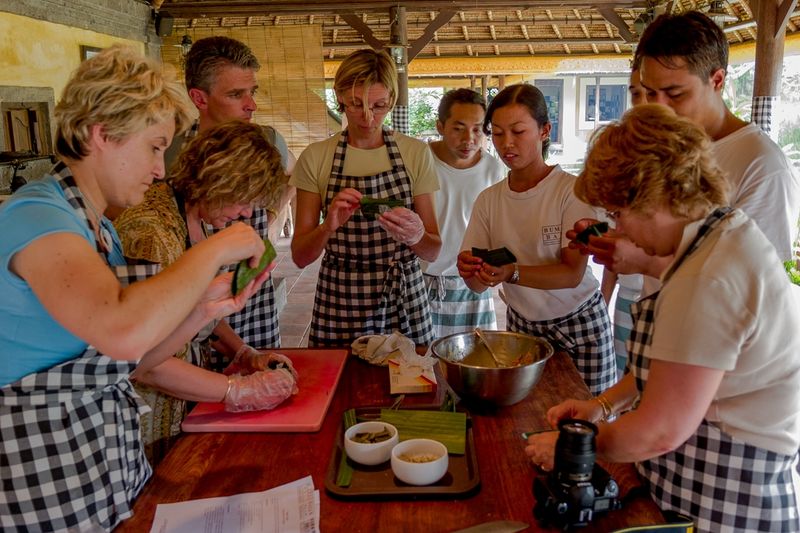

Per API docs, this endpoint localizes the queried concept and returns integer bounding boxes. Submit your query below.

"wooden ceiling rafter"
[408,9,456,60]
[159,0,800,63]
[161,0,648,17]
[340,12,384,49]
[777,0,800,36]
[597,6,637,41]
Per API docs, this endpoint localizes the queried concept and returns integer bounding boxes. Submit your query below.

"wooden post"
[752,0,792,135]
[481,75,489,103]
[498,75,506,91]
[390,6,409,134]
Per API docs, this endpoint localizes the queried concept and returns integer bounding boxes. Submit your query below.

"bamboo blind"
[160,25,330,156]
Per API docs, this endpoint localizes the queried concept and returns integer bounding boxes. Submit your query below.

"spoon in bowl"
[474,328,505,368]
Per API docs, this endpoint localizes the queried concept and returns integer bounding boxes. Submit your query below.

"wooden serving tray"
[324,405,481,500]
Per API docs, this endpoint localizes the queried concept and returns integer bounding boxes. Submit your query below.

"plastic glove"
[224,344,298,380]
[223,368,298,412]
[378,208,425,246]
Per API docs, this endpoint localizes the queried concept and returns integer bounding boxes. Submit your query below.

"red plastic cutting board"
[181,349,348,433]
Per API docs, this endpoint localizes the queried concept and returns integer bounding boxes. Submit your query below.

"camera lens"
[554,419,597,483]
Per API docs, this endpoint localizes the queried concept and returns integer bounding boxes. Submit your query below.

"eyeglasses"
[341,101,391,115]
[605,210,621,221]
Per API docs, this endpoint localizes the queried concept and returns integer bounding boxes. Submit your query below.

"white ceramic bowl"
[390,438,449,486]
[344,421,399,466]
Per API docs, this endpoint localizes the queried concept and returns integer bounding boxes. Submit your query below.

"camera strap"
[610,510,694,532]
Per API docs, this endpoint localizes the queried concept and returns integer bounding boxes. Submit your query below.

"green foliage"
[780,60,800,103]
[778,117,800,162]
[407,88,442,137]
[784,261,800,285]
[323,88,342,121]
[723,63,754,122]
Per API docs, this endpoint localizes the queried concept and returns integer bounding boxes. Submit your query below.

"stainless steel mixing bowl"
[430,330,554,406]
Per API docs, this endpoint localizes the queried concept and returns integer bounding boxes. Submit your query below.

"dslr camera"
[533,419,621,529]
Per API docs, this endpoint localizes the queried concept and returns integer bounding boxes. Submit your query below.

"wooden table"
[116,350,663,532]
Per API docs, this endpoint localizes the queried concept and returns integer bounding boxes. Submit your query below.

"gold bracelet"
[595,394,614,422]
[221,376,232,403]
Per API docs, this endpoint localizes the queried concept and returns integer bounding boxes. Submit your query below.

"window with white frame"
[578,76,629,130]
[534,79,564,146]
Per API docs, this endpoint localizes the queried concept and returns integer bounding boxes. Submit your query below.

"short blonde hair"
[575,104,729,220]
[168,121,286,212]
[334,49,398,113]
[56,45,196,160]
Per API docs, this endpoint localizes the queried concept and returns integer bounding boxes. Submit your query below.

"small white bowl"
[390,438,449,486]
[344,421,399,466]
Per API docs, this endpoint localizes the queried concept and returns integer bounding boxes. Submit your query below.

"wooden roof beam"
[318,15,636,29]
[324,37,626,49]
[597,6,637,42]
[777,0,800,37]
[340,11,384,49]
[162,1,649,17]
[408,9,456,60]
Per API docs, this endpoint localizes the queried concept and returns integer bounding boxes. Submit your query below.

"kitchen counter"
[115,350,665,532]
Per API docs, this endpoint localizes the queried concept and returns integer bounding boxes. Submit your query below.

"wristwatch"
[508,263,520,284]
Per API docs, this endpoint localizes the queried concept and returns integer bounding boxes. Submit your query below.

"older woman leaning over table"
[526,104,800,532]
[0,46,271,531]
[114,120,298,466]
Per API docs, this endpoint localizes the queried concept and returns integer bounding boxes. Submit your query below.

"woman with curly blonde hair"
[526,104,800,531]
[0,46,271,531]
[114,120,297,466]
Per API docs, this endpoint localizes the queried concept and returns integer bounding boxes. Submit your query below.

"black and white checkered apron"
[628,208,799,532]
[506,291,616,395]
[181,122,280,358]
[0,167,155,531]
[309,128,434,347]
[216,207,280,350]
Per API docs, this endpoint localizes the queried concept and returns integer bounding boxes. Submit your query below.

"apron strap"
[54,162,118,261]
[661,207,732,284]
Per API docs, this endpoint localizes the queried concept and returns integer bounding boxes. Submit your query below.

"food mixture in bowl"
[398,453,441,463]
[461,349,534,367]
[351,426,393,444]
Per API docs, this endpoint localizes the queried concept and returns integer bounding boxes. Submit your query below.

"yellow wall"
[0,12,144,100]
[730,32,800,64]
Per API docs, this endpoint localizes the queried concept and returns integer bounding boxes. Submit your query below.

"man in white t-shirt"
[422,89,507,338]
[583,11,800,287]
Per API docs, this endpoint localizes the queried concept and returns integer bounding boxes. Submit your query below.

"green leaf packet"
[231,238,277,295]
[359,196,404,220]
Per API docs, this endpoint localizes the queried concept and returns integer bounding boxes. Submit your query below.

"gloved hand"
[378,208,425,246]
[223,368,298,412]
[224,344,298,380]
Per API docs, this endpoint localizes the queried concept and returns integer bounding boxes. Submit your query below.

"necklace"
[82,192,114,253]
